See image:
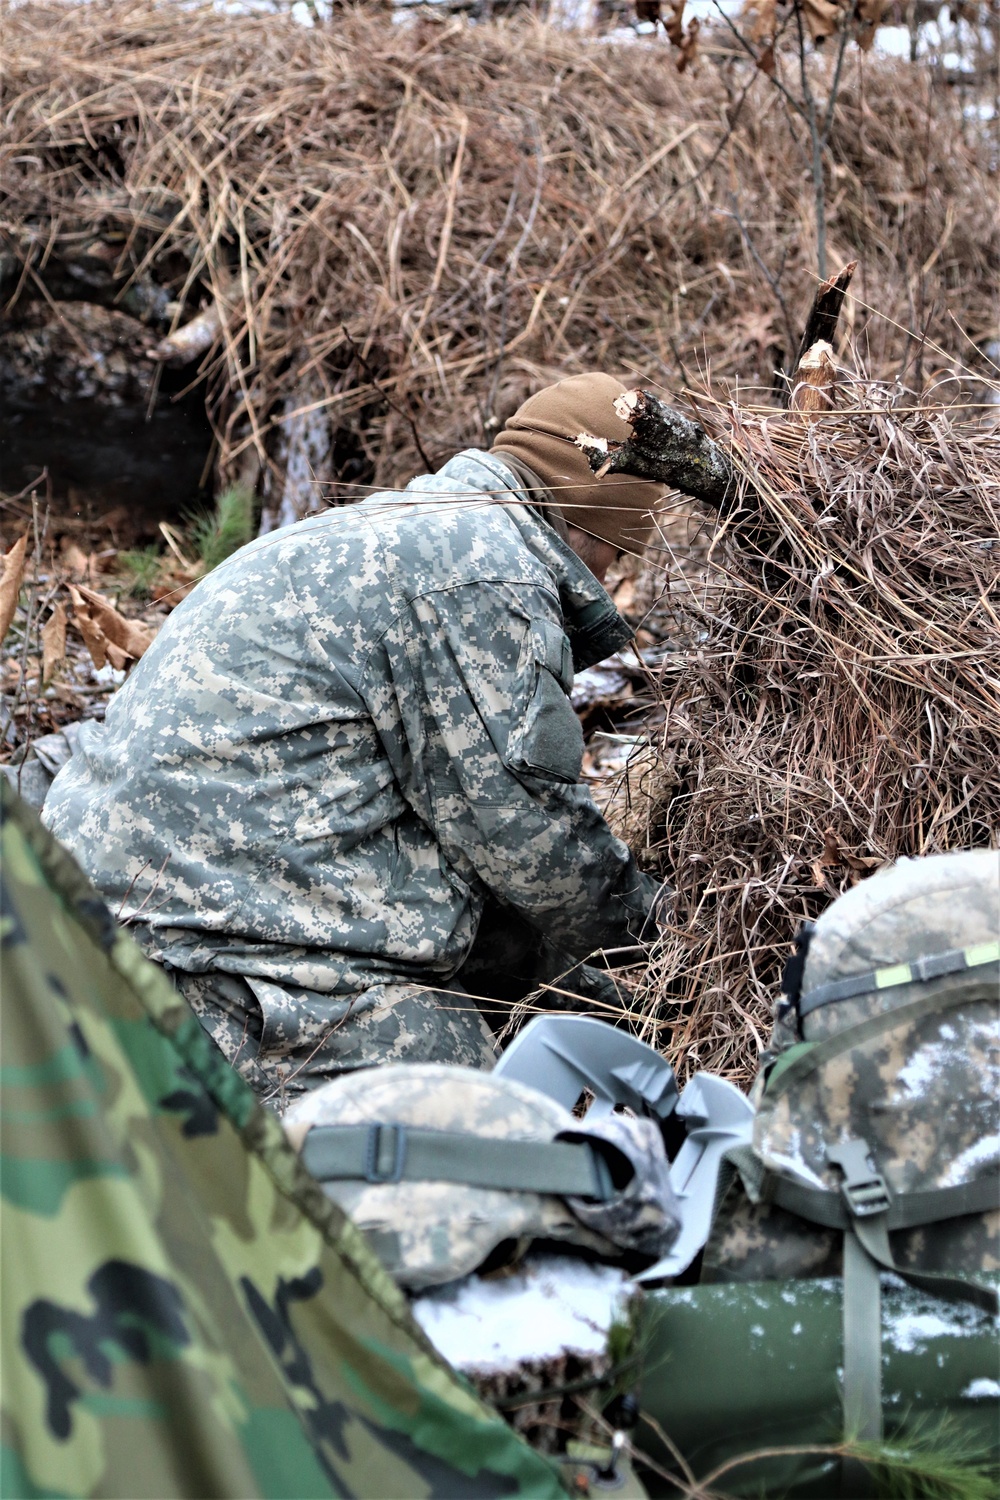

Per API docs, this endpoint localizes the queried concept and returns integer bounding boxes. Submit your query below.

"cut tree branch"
[576,388,742,514]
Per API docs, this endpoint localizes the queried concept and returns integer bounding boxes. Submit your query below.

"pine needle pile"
[2,1,998,500]
[619,368,1000,1086]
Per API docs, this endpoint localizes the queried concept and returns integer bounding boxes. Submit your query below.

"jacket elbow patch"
[505,620,584,786]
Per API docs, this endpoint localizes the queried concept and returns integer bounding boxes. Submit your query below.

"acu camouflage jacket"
[43,451,656,1000]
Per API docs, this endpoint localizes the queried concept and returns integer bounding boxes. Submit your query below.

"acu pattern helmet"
[284,1063,680,1290]
[704,847,1000,1284]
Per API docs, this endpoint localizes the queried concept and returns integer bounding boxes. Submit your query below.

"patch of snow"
[940,49,977,73]
[684,0,742,21]
[874,25,913,59]
[940,1134,1000,1188]
[896,1048,938,1095]
[895,1020,999,1103]
[763,1139,828,1190]
[884,1301,989,1354]
[411,1255,631,1373]
[963,1378,1000,1400]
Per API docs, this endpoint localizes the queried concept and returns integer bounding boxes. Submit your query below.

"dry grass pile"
[618,366,1000,1086]
[2,0,998,500]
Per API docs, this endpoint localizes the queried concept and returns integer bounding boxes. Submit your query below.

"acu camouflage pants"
[169,899,615,1111]
[175,970,497,1113]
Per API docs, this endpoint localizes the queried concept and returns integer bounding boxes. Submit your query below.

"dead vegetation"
[2,0,998,515]
[607,359,1000,1086]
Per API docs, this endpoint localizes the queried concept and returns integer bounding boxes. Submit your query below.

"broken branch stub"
[575,388,741,514]
[791,339,837,418]
[786,259,857,399]
[151,301,223,366]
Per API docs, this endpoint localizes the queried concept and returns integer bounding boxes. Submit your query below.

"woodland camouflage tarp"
[0,779,565,1500]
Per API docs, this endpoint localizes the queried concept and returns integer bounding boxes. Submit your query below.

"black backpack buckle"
[827,1138,891,1218]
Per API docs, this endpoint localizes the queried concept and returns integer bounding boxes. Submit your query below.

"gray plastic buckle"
[827,1138,891,1218]
[365,1123,407,1184]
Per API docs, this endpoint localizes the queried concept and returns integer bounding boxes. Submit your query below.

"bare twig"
[12,492,51,785]
[340,327,436,475]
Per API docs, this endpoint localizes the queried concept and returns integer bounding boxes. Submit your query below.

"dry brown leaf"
[812,827,879,886]
[855,0,888,51]
[72,583,156,660]
[69,588,110,671]
[613,576,637,615]
[60,540,90,578]
[68,584,155,673]
[152,575,197,605]
[0,533,29,645]
[664,0,685,47]
[801,0,844,43]
[41,602,67,684]
[50,682,84,709]
[742,0,777,42]
[757,40,776,75]
[676,15,700,72]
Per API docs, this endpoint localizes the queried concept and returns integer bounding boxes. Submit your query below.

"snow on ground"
[411,1255,631,1373]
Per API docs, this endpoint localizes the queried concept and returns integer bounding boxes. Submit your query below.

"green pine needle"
[116,545,163,598]
[189,484,256,574]
[846,1419,997,1500]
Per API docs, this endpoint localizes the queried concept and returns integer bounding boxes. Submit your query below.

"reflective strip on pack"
[798,939,1000,1016]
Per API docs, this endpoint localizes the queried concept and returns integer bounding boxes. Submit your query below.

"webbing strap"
[798,941,999,1017]
[766,1168,999,1315]
[769,1171,1000,1234]
[763,982,996,1100]
[851,1213,999,1317]
[840,1231,883,1497]
[842,1230,883,1443]
[301,1124,615,1200]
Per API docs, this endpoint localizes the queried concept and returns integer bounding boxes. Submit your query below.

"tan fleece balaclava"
[491,372,664,552]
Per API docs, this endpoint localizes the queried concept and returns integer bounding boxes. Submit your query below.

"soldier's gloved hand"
[612,875,673,960]
[544,962,629,1012]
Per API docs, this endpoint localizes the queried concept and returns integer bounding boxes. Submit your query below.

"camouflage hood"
[42,448,652,1035]
[285,1063,680,1290]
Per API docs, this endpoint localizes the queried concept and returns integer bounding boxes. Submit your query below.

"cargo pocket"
[505,618,584,785]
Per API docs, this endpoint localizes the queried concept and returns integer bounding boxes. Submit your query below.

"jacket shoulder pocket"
[505,619,583,785]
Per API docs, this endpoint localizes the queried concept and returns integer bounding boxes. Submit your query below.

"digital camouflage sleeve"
[42,452,658,1093]
[1,780,567,1499]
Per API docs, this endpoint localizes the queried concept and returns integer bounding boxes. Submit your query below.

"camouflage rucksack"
[703,848,999,1443]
